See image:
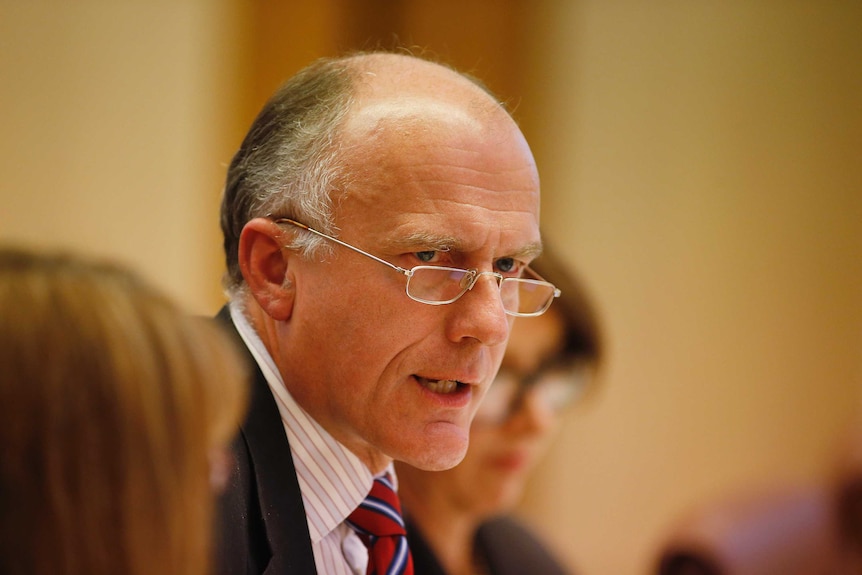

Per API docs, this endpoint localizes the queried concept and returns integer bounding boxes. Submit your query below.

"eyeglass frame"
[475,359,593,424]
[272,217,561,317]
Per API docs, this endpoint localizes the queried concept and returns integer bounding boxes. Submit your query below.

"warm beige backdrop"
[517,3,862,573]
[0,1,246,312]
[2,2,860,574]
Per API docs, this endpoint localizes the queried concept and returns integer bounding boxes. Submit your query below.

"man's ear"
[238,218,296,321]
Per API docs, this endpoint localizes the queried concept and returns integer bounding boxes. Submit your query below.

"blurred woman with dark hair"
[396,246,604,575]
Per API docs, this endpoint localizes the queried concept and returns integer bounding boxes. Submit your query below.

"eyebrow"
[390,233,544,262]
[511,241,544,262]
[390,231,461,252]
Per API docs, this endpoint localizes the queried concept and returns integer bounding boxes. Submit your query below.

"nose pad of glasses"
[460,270,504,293]
[459,270,478,291]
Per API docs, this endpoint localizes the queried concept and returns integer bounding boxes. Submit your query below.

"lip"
[413,374,475,409]
[489,450,532,472]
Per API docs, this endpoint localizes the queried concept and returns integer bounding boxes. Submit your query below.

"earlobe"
[238,218,296,321]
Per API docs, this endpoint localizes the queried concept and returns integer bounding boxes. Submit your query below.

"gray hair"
[220,56,357,296]
[219,51,513,299]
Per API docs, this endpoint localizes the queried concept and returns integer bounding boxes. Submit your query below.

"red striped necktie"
[347,473,415,575]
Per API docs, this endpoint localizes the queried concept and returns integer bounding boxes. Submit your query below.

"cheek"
[324,263,413,320]
[300,277,411,353]
[464,427,501,465]
[483,341,510,387]
[529,423,563,465]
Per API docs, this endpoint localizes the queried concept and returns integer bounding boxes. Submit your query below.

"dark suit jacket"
[215,306,317,575]
[406,515,571,575]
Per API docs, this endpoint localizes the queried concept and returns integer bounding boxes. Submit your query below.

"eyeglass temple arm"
[273,218,412,276]
[522,266,562,298]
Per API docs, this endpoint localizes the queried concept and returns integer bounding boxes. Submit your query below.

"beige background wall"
[0,1,245,313]
[518,2,862,573]
[2,2,861,574]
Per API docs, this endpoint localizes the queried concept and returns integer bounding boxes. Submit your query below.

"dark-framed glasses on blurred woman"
[273,218,560,317]
[475,362,592,424]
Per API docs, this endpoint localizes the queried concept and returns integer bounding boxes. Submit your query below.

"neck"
[400,479,486,575]
[239,297,393,475]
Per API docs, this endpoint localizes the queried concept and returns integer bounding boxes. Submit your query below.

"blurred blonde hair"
[0,247,248,575]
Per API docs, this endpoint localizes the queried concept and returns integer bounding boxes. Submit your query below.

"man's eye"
[495,257,518,274]
[415,251,438,263]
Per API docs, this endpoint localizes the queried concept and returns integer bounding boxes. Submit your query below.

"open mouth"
[415,376,467,394]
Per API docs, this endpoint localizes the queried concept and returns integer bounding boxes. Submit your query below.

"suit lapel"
[217,306,317,574]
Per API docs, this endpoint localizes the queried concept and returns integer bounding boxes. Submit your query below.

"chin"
[468,491,522,518]
[475,472,523,502]
[486,485,524,514]
[398,433,469,471]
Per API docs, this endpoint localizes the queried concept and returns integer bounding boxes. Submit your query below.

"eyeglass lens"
[406,267,556,315]
[476,365,588,424]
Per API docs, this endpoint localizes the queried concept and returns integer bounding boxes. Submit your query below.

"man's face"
[394,309,568,518]
[279,98,541,472]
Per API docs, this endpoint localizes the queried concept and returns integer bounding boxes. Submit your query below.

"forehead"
[334,97,541,255]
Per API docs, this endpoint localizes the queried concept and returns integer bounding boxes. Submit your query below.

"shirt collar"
[228,302,389,541]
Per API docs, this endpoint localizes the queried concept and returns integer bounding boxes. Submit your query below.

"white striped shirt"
[230,304,392,575]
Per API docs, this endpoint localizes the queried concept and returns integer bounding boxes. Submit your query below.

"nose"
[445,272,511,346]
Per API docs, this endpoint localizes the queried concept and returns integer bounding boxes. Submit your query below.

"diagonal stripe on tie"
[347,473,415,575]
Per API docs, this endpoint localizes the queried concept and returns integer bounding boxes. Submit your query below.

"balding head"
[220,51,521,297]
[346,52,501,107]
[344,53,513,153]
[223,50,542,473]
